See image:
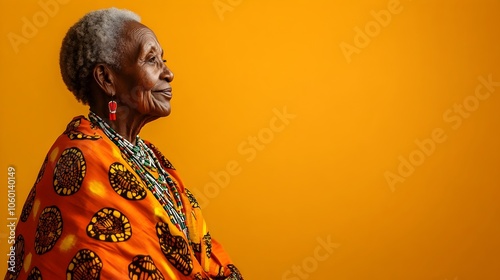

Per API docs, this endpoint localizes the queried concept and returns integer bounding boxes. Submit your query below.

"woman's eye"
[148,56,157,63]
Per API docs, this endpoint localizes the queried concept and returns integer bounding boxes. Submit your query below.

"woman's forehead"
[123,21,162,57]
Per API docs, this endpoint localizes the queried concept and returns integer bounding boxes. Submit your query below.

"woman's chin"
[155,105,172,117]
[145,100,171,117]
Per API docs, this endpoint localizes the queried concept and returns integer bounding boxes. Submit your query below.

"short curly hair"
[59,8,141,105]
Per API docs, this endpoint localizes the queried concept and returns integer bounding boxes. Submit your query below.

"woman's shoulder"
[142,140,176,171]
[141,140,187,191]
[44,116,118,170]
[62,115,103,141]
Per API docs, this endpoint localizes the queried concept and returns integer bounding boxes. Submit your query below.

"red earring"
[108,95,117,121]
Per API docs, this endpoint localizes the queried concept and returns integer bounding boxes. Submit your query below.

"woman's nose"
[161,65,174,82]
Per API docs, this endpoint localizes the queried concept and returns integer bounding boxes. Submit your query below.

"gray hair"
[59,8,141,105]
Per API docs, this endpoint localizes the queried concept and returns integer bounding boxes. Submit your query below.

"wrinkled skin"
[89,20,174,144]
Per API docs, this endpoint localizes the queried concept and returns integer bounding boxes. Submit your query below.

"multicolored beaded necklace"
[88,111,188,238]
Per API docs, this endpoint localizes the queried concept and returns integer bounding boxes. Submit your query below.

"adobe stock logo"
[282,235,341,280]
[385,74,500,192]
[7,0,71,54]
[339,0,407,63]
[213,0,243,21]
[191,106,296,208]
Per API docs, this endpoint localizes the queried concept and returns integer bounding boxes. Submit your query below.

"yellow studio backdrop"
[1,0,499,279]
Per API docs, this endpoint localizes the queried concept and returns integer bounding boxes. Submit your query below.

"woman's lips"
[153,88,172,98]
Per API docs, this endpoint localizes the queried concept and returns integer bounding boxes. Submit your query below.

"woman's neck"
[89,106,150,145]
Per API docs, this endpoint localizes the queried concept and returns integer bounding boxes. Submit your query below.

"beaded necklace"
[88,111,188,237]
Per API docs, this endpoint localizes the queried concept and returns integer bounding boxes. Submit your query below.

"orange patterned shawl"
[5,116,243,279]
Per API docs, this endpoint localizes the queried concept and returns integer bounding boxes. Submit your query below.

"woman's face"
[113,21,174,119]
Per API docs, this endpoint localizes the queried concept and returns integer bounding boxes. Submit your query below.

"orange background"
[1,0,500,279]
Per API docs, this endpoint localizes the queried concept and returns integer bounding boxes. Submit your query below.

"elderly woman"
[5,8,243,280]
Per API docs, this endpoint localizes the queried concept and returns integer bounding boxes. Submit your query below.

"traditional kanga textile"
[5,115,243,280]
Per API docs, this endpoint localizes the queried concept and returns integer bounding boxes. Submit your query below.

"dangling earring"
[108,94,117,121]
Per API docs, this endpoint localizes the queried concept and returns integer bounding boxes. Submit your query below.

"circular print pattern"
[227,264,243,279]
[147,143,175,170]
[7,235,24,280]
[35,156,48,185]
[53,147,86,196]
[185,188,200,209]
[66,249,103,280]
[108,162,147,200]
[20,186,36,222]
[193,272,210,280]
[190,241,201,254]
[35,206,63,255]
[128,255,165,280]
[156,221,193,276]
[64,118,101,141]
[203,232,212,259]
[87,208,132,242]
[27,266,42,280]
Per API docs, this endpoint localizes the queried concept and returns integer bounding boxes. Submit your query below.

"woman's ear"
[93,64,116,96]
